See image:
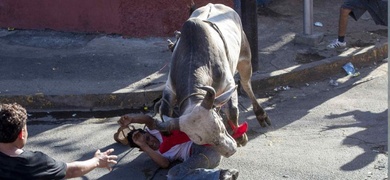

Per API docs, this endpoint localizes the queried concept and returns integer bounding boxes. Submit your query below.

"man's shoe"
[219,169,239,180]
[327,39,347,49]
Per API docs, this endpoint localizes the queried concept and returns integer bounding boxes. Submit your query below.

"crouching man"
[0,103,118,179]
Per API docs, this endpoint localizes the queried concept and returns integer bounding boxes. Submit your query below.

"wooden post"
[240,0,259,71]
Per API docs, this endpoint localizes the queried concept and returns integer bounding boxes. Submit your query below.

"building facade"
[0,0,233,37]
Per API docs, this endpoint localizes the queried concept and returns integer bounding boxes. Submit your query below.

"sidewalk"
[0,0,387,112]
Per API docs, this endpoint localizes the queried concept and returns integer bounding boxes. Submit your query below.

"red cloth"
[158,121,247,154]
[228,121,248,139]
[159,130,191,154]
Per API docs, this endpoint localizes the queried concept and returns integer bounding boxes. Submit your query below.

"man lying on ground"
[116,114,239,180]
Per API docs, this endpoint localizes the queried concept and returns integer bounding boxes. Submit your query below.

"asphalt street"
[25,61,388,180]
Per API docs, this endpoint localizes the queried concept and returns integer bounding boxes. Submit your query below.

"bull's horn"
[199,86,216,110]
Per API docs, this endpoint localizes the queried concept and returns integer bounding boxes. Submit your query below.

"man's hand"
[132,131,148,149]
[94,149,118,171]
[118,116,132,127]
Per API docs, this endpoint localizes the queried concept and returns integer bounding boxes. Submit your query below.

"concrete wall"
[0,0,233,37]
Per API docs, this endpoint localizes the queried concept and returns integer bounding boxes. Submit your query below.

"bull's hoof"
[167,39,176,52]
[256,114,271,127]
[219,169,239,180]
[235,133,248,147]
[265,116,271,126]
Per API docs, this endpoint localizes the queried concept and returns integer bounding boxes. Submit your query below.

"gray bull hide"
[155,3,271,157]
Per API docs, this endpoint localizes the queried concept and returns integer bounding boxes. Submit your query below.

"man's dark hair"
[127,128,146,148]
[0,103,27,143]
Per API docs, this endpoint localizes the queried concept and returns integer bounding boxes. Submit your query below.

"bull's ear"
[199,86,216,110]
[214,85,237,107]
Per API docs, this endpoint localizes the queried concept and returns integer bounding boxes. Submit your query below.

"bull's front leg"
[159,88,176,119]
[167,31,181,52]
[156,88,178,135]
[154,116,180,133]
[221,92,248,147]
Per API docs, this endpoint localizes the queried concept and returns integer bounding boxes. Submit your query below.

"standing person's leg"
[338,7,352,43]
[328,5,352,48]
[328,0,367,48]
[167,144,238,180]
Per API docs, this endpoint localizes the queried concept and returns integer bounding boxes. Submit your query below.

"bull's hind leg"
[237,60,271,127]
[222,92,248,146]
[237,32,271,127]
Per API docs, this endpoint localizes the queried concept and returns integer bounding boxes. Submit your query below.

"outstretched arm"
[118,114,156,130]
[65,149,117,179]
[119,114,181,134]
[141,145,170,168]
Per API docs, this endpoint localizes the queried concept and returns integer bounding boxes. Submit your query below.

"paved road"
[25,61,388,180]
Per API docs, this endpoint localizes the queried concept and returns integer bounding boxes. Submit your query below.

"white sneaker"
[327,39,347,49]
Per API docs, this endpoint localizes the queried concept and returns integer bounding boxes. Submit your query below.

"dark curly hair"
[0,103,27,143]
[127,128,146,148]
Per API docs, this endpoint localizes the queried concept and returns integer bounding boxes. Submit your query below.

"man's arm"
[140,144,170,168]
[132,131,170,168]
[118,115,156,130]
[65,149,117,179]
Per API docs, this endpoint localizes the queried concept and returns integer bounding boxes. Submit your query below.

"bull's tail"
[189,0,197,16]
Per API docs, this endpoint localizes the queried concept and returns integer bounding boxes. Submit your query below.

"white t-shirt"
[147,129,193,162]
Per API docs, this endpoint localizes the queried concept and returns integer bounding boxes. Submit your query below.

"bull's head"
[156,86,237,157]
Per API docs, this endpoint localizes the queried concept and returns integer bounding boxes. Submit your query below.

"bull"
[155,3,271,157]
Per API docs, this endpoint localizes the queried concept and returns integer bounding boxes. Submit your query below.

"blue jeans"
[233,0,241,16]
[167,144,222,180]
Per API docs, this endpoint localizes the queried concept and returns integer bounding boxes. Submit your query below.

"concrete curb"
[0,43,387,112]
[252,43,388,92]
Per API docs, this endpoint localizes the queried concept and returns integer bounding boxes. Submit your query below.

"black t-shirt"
[0,150,67,180]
